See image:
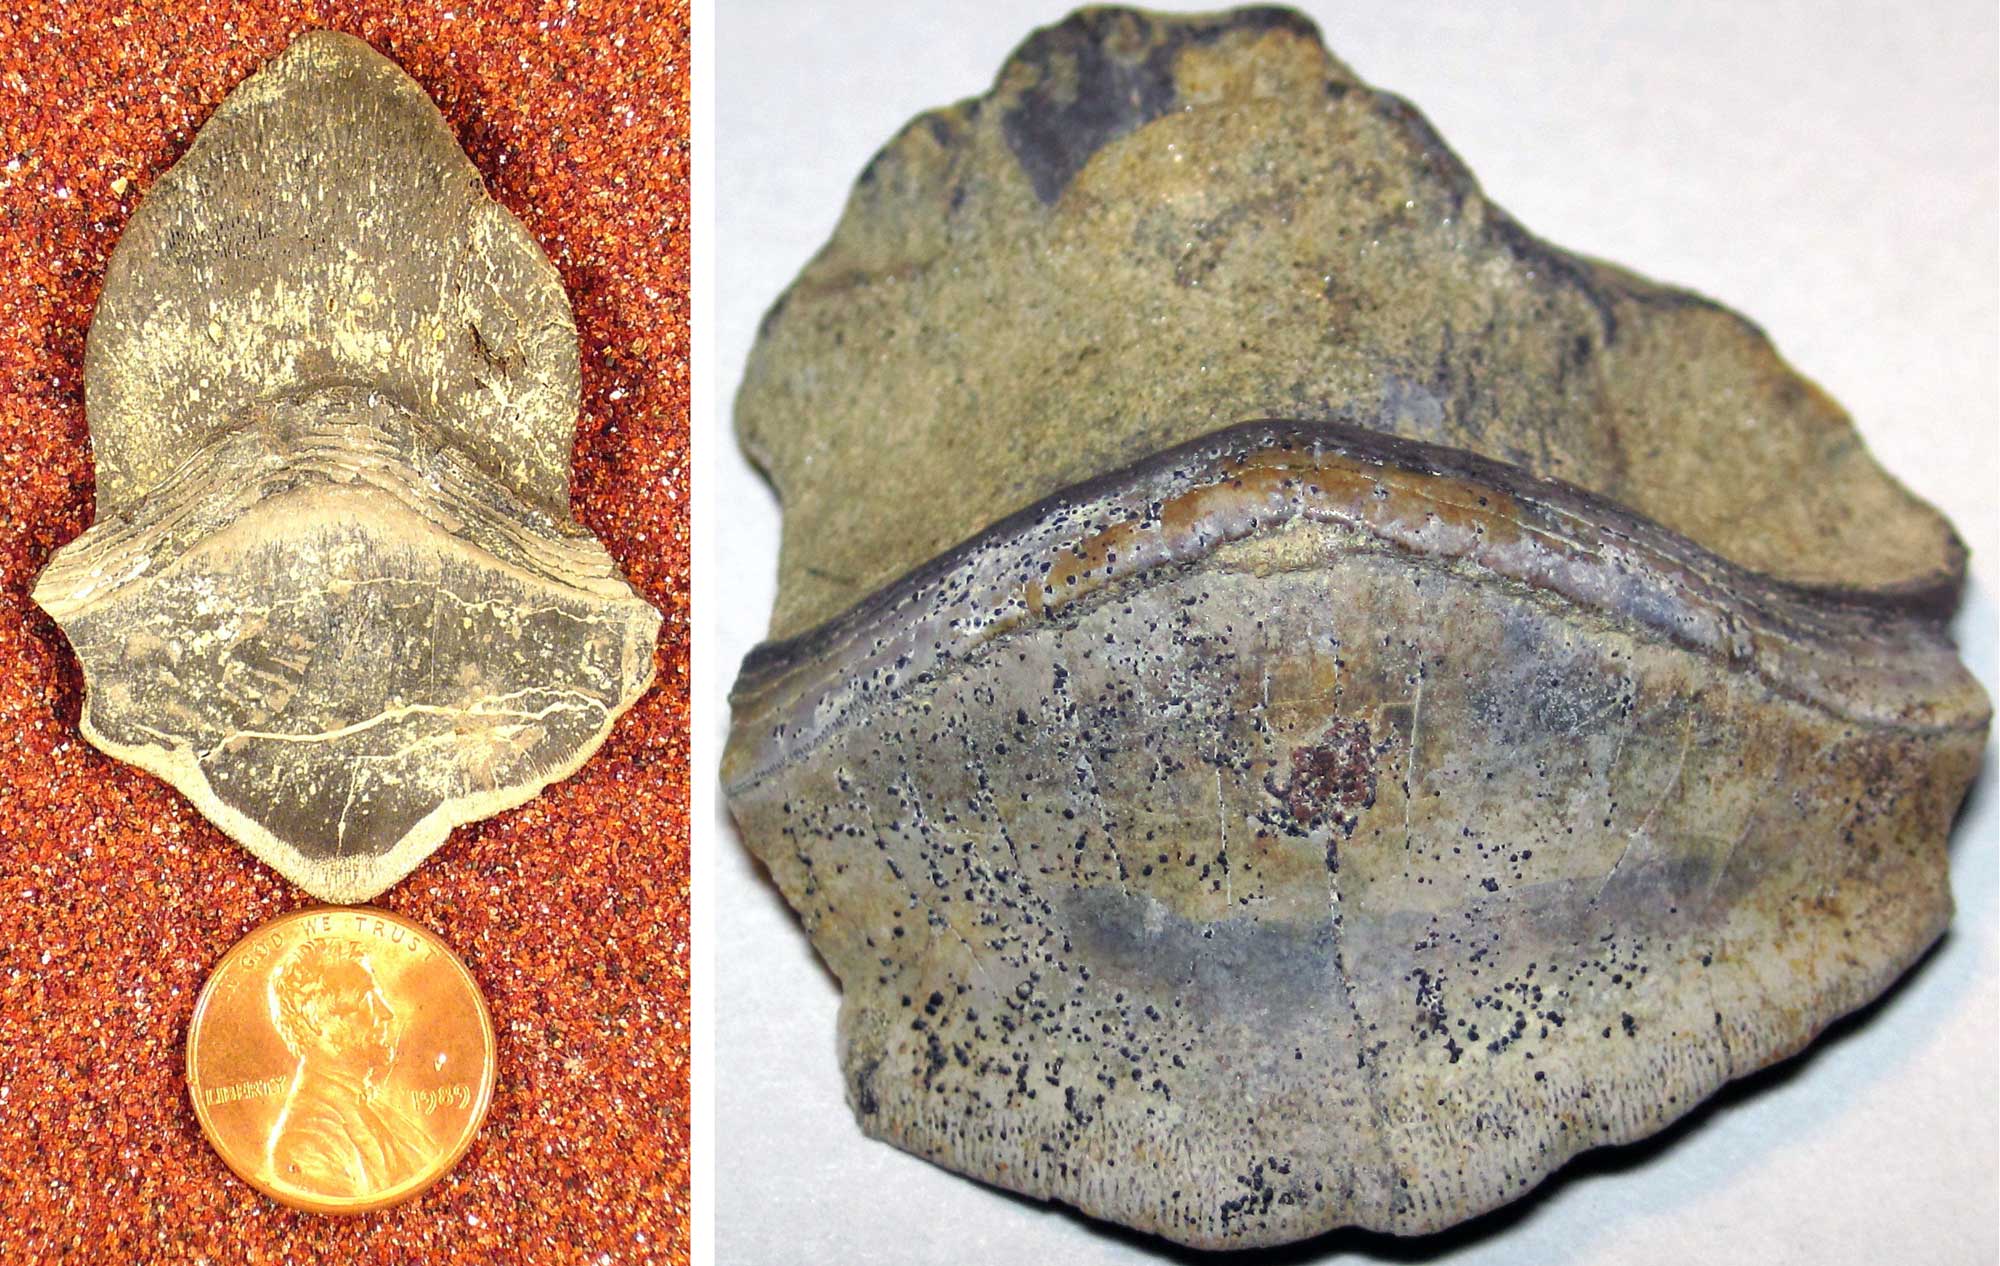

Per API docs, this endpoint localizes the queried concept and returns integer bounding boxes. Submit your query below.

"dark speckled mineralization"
[724,4,1988,1251]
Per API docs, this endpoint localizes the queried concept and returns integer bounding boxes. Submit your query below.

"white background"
[694,3,1999,1262]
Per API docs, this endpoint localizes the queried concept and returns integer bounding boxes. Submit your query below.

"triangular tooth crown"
[85,29,580,516]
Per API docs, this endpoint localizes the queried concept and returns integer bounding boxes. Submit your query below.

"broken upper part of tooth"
[32,31,661,903]
[725,5,1990,1251]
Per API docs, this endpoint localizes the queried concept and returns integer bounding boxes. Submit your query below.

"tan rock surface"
[739,8,1960,643]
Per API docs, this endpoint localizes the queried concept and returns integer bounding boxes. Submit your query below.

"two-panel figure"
[0,3,1992,1265]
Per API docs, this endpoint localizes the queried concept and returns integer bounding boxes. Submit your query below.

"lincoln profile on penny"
[263,938,433,1197]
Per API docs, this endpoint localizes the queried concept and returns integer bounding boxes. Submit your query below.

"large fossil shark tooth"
[723,5,1990,1250]
[33,31,662,903]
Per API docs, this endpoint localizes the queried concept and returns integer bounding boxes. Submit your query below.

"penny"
[186,907,497,1214]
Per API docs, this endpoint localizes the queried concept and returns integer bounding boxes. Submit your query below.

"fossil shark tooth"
[723,5,1989,1250]
[33,31,662,903]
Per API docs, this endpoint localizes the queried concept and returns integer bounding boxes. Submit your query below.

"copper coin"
[186,906,497,1214]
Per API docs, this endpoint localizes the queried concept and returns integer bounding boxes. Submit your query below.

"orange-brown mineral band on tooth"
[187,907,496,1215]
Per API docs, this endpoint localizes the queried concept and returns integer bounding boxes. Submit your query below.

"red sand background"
[0,2,690,1261]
